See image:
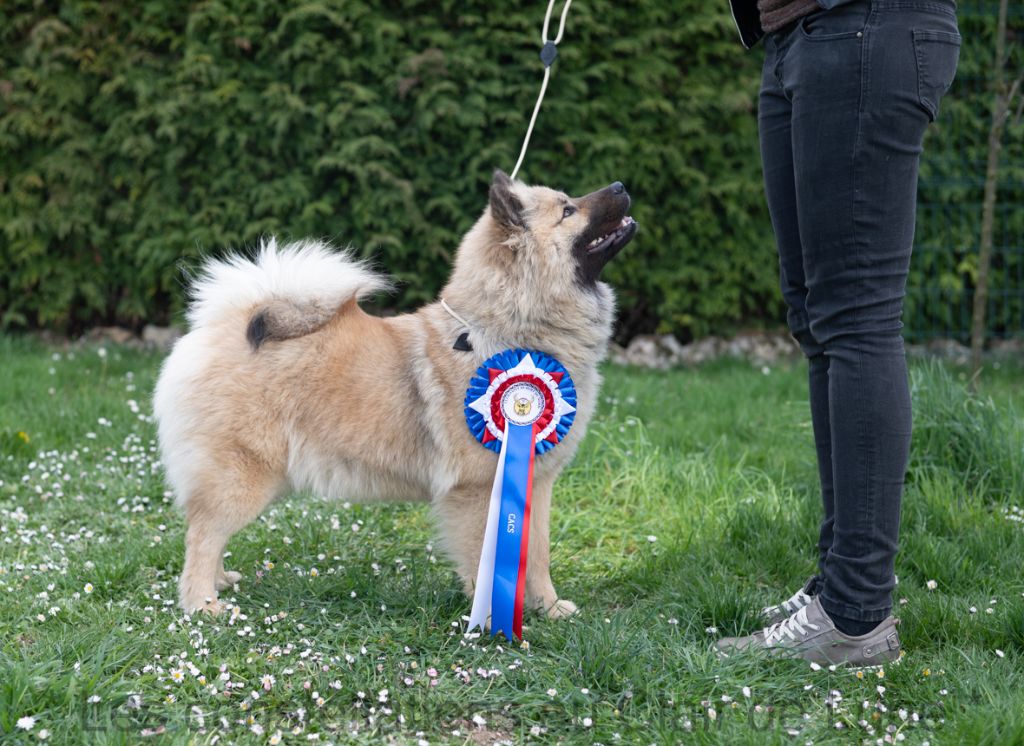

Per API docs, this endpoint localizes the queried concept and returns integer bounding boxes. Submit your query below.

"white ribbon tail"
[467,423,510,632]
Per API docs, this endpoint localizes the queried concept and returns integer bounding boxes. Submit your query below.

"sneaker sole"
[715,647,904,672]
[847,650,904,676]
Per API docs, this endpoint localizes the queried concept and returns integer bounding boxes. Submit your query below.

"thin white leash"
[510,0,573,181]
[441,1,573,331]
[440,298,472,330]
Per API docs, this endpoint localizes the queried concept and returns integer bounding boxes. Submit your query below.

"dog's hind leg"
[179,461,281,614]
[524,475,578,620]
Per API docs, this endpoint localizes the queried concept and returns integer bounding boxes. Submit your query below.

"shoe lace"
[763,587,814,619]
[763,606,820,646]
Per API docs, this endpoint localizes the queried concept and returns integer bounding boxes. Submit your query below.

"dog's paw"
[180,595,227,616]
[216,570,242,591]
[546,598,578,620]
[201,600,229,616]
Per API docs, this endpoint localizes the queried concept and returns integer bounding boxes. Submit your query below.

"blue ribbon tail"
[490,422,532,640]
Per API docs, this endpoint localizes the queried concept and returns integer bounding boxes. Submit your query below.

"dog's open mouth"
[574,182,639,285]
[586,216,638,255]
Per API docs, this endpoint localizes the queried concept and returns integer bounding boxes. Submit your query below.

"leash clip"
[539,41,558,68]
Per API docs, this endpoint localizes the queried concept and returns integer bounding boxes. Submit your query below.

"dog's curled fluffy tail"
[187,238,390,348]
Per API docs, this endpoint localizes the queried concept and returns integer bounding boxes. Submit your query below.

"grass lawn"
[1,335,1023,745]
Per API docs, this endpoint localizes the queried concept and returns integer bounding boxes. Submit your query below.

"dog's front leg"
[525,474,577,620]
[433,483,490,599]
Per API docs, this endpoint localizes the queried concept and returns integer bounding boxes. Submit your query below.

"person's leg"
[758,29,833,589]
[783,0,960,629]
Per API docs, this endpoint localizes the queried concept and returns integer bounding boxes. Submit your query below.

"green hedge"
[1,1,1018,340]
[0,0,773,338]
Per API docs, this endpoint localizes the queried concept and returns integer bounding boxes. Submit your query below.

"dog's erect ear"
[489,169,525,230]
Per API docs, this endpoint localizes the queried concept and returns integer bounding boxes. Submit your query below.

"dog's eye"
[562,205,577,219]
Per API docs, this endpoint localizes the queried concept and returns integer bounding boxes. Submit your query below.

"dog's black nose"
[610,181,625,195]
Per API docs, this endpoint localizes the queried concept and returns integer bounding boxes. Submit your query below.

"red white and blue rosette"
[464,349,576,641]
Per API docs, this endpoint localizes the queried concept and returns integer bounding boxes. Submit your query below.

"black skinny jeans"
[759,0,960,622]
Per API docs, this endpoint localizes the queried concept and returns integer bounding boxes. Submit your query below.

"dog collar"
[440,298,474,351]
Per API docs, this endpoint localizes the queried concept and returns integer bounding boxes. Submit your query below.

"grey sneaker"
[716,597,902,669]
[762,575,818,626]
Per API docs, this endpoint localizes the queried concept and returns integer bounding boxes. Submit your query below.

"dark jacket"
[729,0,857,48]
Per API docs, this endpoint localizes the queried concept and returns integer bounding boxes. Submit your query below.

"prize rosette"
[464,349,577,641]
